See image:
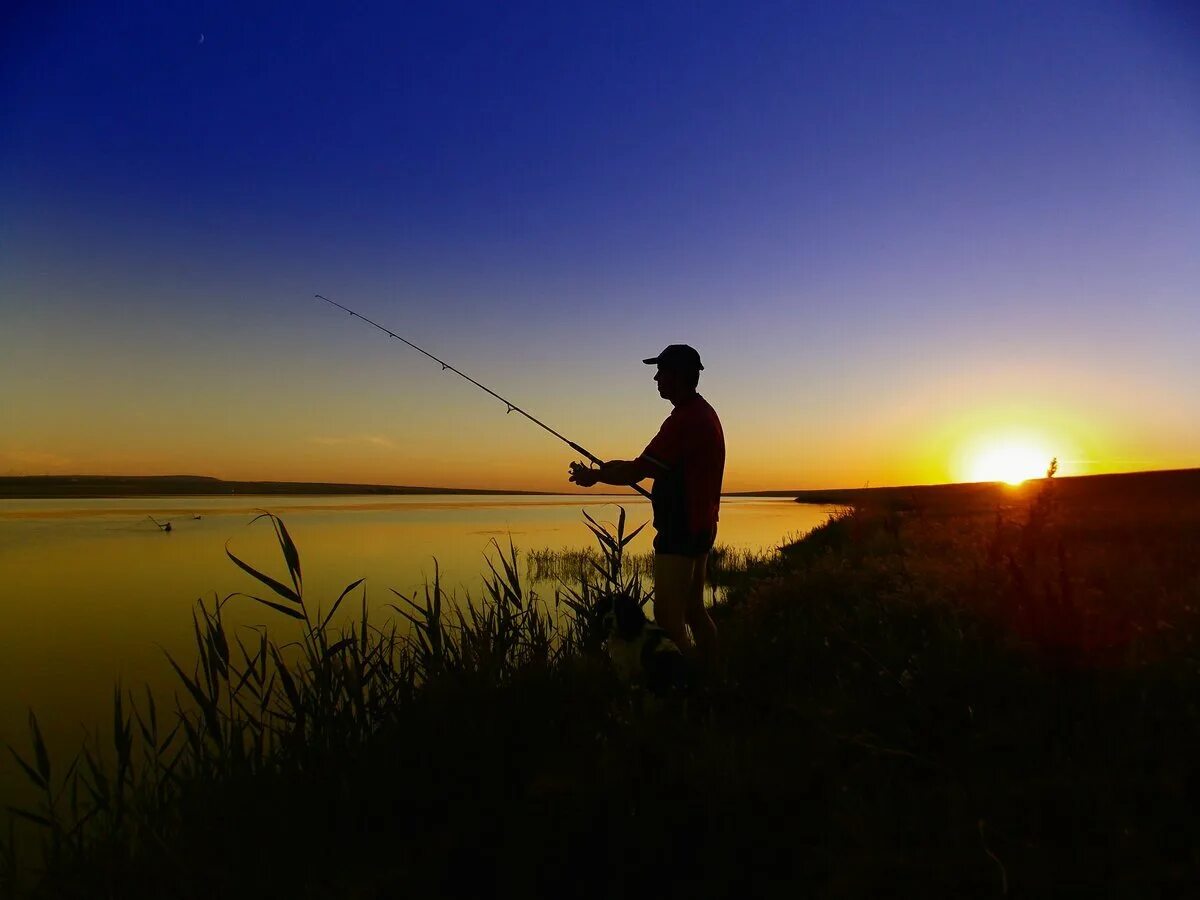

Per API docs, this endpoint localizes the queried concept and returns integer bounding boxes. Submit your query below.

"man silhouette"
[568,344,725,666]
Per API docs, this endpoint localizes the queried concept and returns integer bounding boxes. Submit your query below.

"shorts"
[653,525,716,556]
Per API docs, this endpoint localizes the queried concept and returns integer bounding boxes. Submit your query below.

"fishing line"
[314,294,652,500]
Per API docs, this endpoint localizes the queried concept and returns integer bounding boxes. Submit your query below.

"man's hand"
[568,460,600,488]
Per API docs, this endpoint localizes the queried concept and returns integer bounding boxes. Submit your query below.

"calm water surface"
[0,494,833,793]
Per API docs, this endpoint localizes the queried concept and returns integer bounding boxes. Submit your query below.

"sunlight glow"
[967,442,1053,486]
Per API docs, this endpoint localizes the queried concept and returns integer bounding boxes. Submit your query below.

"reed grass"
[2,508,653,897]
[527,535,784,597]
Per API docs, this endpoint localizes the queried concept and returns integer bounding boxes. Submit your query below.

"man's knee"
[652,587,683,620]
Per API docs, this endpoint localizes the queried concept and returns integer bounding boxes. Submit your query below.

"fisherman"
[568,344,725,667]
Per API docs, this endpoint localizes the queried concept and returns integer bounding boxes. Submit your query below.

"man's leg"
[682,552,718,667]
[653,554,696,654]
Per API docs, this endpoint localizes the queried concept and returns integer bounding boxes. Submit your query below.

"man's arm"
[569,458,660,487]
[595,458,659,485]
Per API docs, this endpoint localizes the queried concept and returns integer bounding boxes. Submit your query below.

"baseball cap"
[642,344,704,370]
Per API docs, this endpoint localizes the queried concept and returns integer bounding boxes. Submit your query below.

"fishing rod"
[314,294,652,500]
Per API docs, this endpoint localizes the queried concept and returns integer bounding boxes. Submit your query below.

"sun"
[967,442,1052,486]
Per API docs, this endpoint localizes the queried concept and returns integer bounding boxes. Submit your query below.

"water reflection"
[0,495,834,796]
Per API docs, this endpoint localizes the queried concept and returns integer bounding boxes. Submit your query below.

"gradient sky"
[2,1,1198,492]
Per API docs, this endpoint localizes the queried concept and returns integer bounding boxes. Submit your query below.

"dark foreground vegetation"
[3,469,1199,897]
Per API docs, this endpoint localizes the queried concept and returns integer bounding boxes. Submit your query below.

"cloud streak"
[308,435,396,449]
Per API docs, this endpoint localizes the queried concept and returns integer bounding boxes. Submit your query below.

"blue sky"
[2,1,1198,489]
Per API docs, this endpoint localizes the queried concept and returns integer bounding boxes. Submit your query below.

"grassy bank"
[3,473,1199,897]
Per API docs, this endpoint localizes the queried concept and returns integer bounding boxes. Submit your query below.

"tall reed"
[3,508,647,893]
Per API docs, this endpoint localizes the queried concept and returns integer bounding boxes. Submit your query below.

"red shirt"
[639,393,725,537]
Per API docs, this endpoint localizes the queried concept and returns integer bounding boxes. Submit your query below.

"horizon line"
[2,467,1198,500]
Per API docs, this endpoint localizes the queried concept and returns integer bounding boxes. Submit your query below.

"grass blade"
[252,512,303,596]
[225,543,302,605]
[6,747,46,791]
[322,577,365,630]
[27,711,50,785]
[7,808,52,829]
[231,592,307,621]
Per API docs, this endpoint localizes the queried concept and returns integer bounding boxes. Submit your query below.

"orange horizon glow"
[3,367,1195,493]
[1,453,1191,495]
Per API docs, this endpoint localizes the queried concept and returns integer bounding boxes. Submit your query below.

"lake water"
[0,494,833,795]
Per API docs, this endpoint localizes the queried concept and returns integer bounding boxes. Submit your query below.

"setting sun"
[967,442,1053,486]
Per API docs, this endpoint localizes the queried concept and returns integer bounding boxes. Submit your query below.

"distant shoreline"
[0,475,555,500]
[5,467,1195,501]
